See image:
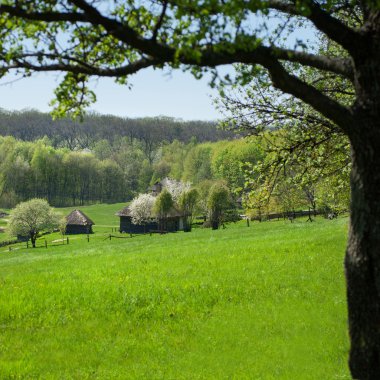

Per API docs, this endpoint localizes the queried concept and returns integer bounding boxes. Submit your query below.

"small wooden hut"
[116,206,185,234]
[65,209,94,234]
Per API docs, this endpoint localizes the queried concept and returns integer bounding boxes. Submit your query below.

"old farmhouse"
[65,209,94,234]
[116,206,185,234]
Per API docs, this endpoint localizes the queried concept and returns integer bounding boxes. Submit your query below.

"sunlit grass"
[0,216,350,379]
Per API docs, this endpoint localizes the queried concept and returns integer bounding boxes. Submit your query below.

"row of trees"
[152,136,350,219]
[151,139,264,189]
[0,110,233,152]
[0,137,142,207]
[0,130,349,214]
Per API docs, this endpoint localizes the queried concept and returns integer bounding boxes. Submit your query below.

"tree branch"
[265,0,361,53]
[68,0,175,59]
[261,57,354,133]
[263,47,354,80]
[2,55,162,77]
[152,0,168,41]
[0,4,86,22]
[0,2,354,79]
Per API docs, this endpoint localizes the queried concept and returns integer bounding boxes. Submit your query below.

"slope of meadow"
[0,214,350,379]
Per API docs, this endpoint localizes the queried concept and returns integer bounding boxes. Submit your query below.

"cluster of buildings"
[64,181,186,235]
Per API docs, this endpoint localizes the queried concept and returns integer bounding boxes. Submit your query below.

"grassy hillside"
[0,216,350,379]
[56,202,127,229]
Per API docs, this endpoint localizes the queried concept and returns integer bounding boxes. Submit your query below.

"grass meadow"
[0,206,350,379]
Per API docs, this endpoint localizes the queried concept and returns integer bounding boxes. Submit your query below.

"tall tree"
[1,1,380,376]
[207,182,231,230]
[179,188,199,232]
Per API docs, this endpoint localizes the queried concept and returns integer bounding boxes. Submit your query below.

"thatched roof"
[115,206,131,217]
[116,205,185,218]
[66,209,94,226]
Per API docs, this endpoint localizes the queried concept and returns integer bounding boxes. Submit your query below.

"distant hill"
[0,109,233,149]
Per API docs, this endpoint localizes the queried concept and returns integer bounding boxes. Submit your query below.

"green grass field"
[0,209,350,379]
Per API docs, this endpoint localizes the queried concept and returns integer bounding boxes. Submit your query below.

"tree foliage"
[8,198,62,247]
[129,193,156,226]
[161,177,191,204]
[207,182,231,230]
[179,188,199,231]
[153,188,174,231]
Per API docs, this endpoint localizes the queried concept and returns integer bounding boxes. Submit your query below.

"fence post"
[87,234,90,242]
[45,240,47,249]
[67,237,69,245]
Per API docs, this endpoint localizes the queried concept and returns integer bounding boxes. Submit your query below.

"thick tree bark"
[345,12,380,378]
[346,135,380,379]
[346,31,380,377]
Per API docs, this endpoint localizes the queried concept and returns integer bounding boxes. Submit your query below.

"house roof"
[66,209,95,226]
[115,206,132,217]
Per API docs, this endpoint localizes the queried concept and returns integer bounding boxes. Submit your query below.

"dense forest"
[0,135,261,208]
[0,109,349,216]
[0,109,233,154]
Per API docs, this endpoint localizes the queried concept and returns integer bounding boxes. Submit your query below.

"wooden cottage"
[116,206,185,234]
[65,209,94,234]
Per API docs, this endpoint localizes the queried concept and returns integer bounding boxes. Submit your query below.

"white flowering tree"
[8,199,62,248]
[161,178,191,204]
[129,193,156,232]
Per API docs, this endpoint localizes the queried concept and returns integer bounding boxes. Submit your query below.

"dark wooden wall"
[66,225,93,234]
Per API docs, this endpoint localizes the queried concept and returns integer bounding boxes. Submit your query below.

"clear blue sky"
[0,68,223,120]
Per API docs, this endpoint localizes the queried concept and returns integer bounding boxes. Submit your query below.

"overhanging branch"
[261,57,354,133]
[2,55,162,77]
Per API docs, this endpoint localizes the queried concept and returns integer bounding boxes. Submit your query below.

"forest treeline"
[0,110,349,215]
[0,109,233,158]
[0,135,261,208]
[0,131,350,217]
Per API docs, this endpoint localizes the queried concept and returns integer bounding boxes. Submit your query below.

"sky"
[0,68,223,121]
[0,15,315,122]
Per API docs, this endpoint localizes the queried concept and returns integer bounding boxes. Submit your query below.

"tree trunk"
[345,126,380,379]
[346,15,380,377]
[30,233,36,248]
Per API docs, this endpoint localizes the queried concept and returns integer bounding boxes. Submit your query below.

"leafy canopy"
[8,198,62,238]
[0,0,362,130]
